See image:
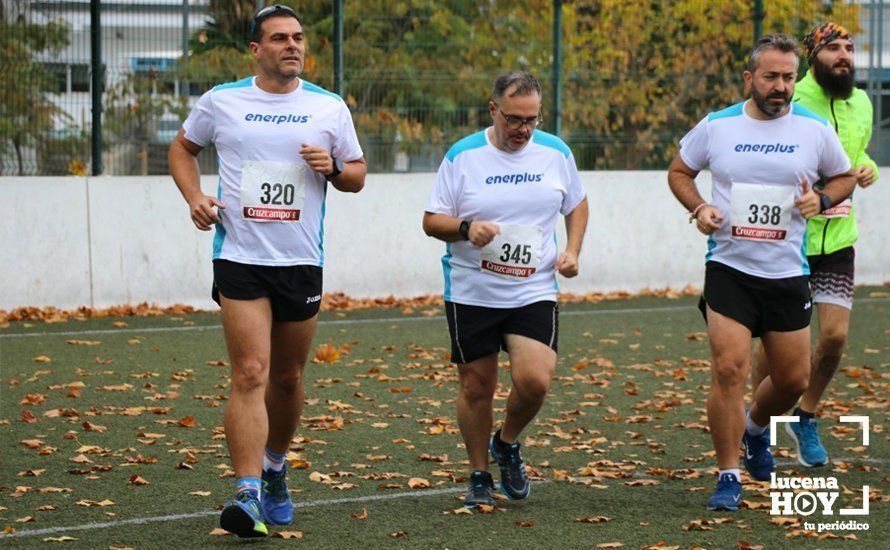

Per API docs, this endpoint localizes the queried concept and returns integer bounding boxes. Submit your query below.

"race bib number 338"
[480,224,542,280]
[240,161,308,222]
[730,182,793,241]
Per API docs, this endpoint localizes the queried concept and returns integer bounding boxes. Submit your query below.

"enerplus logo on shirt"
[484,172,544,185]
[734,143,799,154]
[244,113,312,124]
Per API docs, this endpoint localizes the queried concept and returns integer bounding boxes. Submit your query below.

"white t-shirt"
[182,77,363,267]
[426,129,586,308]
[680,101,850,279]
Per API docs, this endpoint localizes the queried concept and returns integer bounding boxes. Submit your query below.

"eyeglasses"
[250,4,298,36]
[497,109,542,130]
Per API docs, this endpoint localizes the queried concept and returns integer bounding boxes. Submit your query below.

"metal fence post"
[753,0,764,42]
[552,0,562,137]
[90,0,103,175]
[181,0,190,100]
[334,0,344,96]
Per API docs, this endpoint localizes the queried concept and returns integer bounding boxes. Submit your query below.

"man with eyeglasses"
[667,34,855,510]
[423,70,589,507]
[168,4,366,537]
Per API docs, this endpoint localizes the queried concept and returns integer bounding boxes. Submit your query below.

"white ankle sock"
[719,468,740,482]
[746,412,766,435]
[263,448,286,472]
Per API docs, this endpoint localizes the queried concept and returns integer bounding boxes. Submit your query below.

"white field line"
[4,297,888,340]
[1,457,886,540]
[0,305,695,339]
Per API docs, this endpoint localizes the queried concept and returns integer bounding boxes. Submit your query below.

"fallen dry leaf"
[128,474,149,486]
[351,508,368,520]
[390,531,408,538]
[408,477,430,489]
[273,531,303,539]
[178,416,197,428]
[75,499,114,507]
[315,343,341,364]
[82,421,107,432]
[43,536,77,542]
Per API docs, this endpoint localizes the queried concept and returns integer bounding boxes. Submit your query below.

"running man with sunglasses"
[168,4,365,537]
[423,71,589,507]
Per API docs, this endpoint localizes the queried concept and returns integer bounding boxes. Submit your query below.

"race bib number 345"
[240,161,308,222]
[480,224,542,280]
[730,182,793,241]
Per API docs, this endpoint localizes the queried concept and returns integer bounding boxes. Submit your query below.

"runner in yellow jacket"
[752,22,878,468]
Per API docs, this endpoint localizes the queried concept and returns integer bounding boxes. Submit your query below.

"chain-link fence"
[1,0,887,176]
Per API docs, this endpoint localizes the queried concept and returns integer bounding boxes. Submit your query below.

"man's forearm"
[329,160,366,193]
[423,213,463,243]
[822,173,857,205]
[169,142,203,204]
[668,171,706,213]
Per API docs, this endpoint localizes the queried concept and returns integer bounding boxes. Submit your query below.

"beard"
[751,87,791,118]
[812,57,855,99]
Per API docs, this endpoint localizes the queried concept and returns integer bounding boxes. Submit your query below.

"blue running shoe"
[464,470,495,508]
[220,490,268,538]
[262,466,293,525]
[742,428,774,481]
[786,416,828,467]
[489,430,530,500]
[707,473,742,511]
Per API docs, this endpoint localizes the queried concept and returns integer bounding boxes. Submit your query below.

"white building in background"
[2,0,210,174]
[32,0,209,128]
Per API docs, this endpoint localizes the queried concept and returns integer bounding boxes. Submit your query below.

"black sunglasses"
[250,4,298,36]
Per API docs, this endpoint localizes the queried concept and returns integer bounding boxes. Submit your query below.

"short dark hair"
[492,71,542,101]
[250,4,302,44]
[747,34,799,72]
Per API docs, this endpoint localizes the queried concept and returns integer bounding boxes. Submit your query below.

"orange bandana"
[803,23,852,60]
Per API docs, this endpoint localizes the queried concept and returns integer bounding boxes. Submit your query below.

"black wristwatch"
[325,157,343,180]
[819,194,832,213]
[459,220,471,240]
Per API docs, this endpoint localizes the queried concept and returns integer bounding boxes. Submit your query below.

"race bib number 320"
[730,182,793,241]
[480,224,542,279]
[240,161,308,222]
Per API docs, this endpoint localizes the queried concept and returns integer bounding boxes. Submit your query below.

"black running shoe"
[490,430,530,500]
[464,470,495,508]
[219,490,268,537]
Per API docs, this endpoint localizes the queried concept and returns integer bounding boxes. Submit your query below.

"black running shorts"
[445,300,558,364]
[212,259,323,322]
[698,261,811,338]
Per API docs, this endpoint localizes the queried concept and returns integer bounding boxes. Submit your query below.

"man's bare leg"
[750,327,811,427]
[220,296,273,480]
[456,354,499,471]
[800,303,849,412]
[265,316,318,456]
[499,334,557,443]
[705,306,751,470]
